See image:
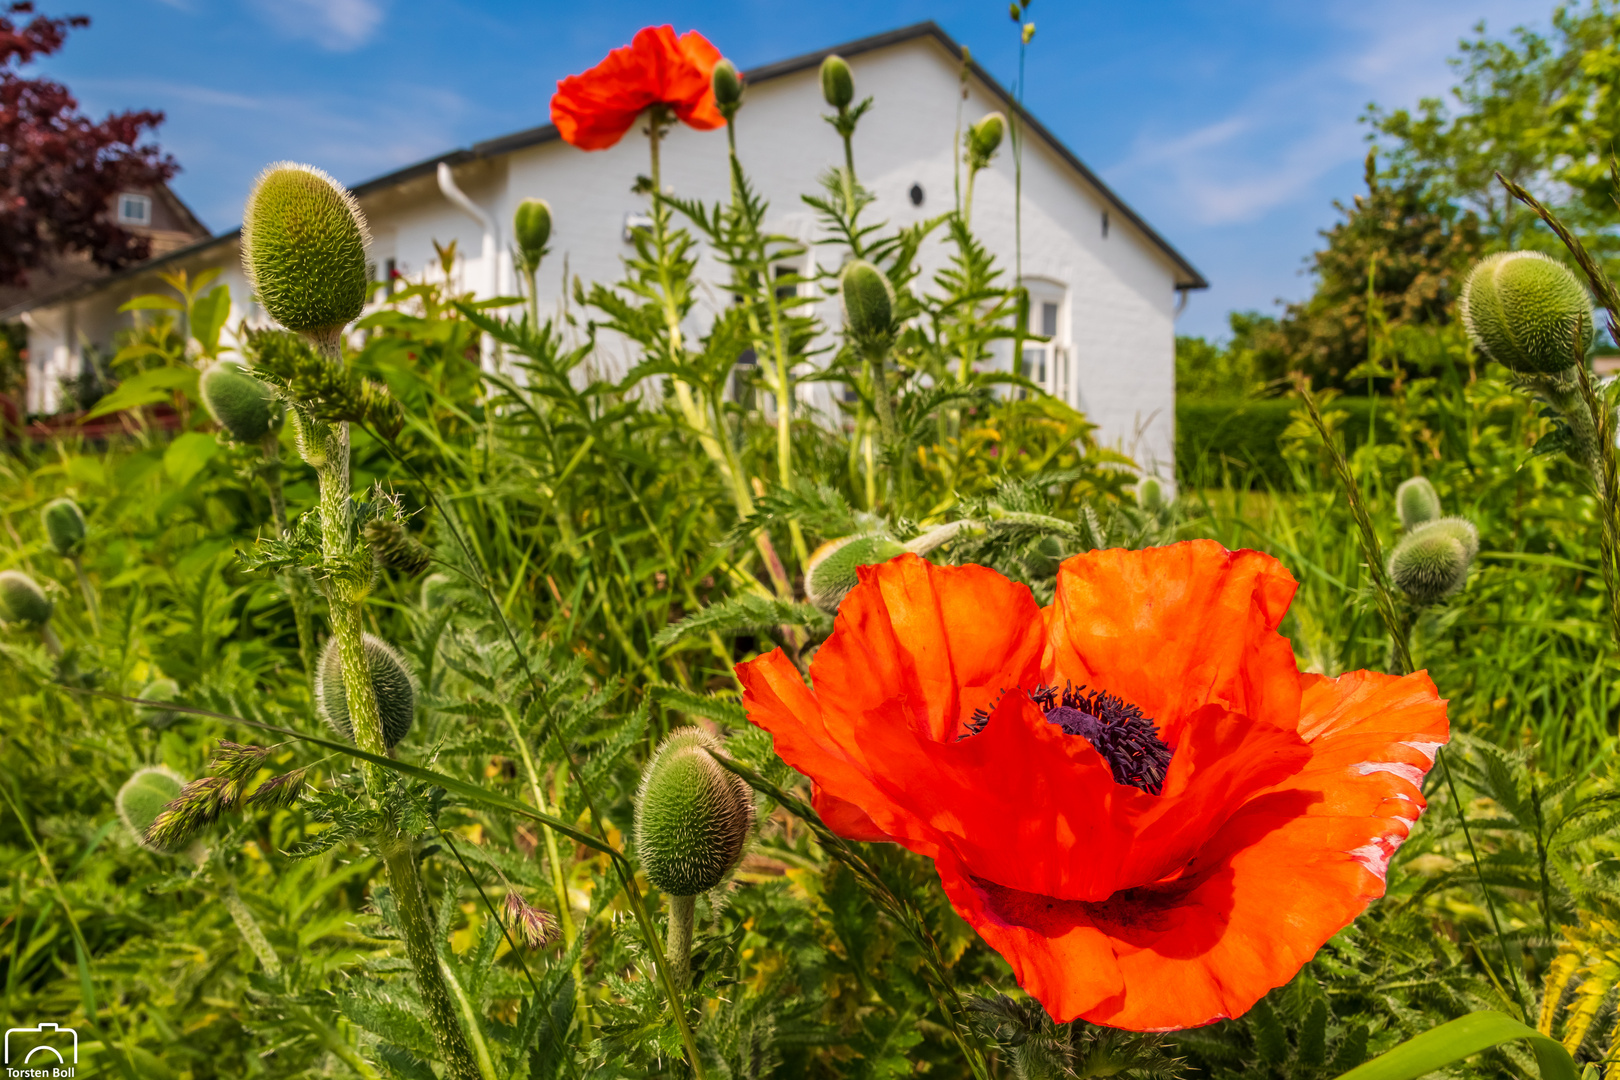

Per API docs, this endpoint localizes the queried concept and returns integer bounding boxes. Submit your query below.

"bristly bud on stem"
[805,534,908,614]
[1389,518,1478,604]
[513,198,552,275]
[42,498,85,557]
[0,570,52,627]
[967,111,1005,170]
[840,259,895,356]
[117,766,185,854]
[316,633,416,749]
[1136,476,1166,514]
[634,729,754,897]
[362,517,433,577]
[1396,476,1442,530]
[504,891,559,949]
[137,677,182,729]
[200,361,284,443]
[820,54,854,110]
[712,58,743,120]
[241,162,371,349]
[1460,251,1593,374]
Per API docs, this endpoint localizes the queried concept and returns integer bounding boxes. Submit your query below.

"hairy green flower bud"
[1417,516,1479,564]
[41,497,86,557]
[1394,476,1439,530]
[362,517,433,577]
[316,633,416,748]
[1460,251,1593,374]
[138,677,182,730]
[805,534,907,614]
[968,111,1005,165]
[200,361,282,443]
[1388,528,1470,603]
[1136,476,1165,514]
[711,58,743,115]
[241,162,371,342]
[0,569,51,626]
[840,259,895,350]
[820,54,854,109]
[634,729,754,897]
[289,409,328,467]
[117,766,186,853]
[513,198,552,270]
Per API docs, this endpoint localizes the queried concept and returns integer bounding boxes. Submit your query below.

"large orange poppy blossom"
[550,25,725,151]
[738,542,1448,1031]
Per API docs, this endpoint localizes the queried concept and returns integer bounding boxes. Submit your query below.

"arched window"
[1018,279,1069,403]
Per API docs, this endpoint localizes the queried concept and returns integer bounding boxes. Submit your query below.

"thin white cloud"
[247,0,387,53]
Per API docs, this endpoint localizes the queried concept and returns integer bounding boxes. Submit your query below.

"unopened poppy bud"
[968,111,1005,164]
[711,58,743,115]
[1418,516,1480,564]
[513,198,552,269]
[362,518,433,577]
[1136,476,1165,513]
[289,410,328,467]
[1460,251,1592,374]
[138,677,182,730]
[820,54,854,109]
[316,634,416,749]
[117,767,186,854]
[200,362,282,443]
[0,570,51,626]
[242,162,371,344]
[42,497,86,557]
[805,534,907,614]
[1388,528,1470,603]
[634,729,754,897]
[840,259,895,347]
[1395,476,1441,530]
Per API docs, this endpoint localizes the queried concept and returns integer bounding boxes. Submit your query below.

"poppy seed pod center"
[969,685,1173,796]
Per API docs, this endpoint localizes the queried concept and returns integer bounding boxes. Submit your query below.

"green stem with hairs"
[666,892,696,993]
[305,338,482,1080]
[262,441,315,676]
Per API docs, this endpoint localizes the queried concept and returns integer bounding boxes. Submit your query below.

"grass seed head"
[635,729,754,897]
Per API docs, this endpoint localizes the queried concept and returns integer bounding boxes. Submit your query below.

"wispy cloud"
[247,0,388,53]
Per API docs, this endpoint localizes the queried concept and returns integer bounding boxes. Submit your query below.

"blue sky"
[39,0,1547,338]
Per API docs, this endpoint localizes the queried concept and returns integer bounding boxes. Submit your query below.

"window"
[116,193,151,226]
[732,348,757,410]
[773,264,797,302]
[1017,288,1069,402]
[1101,210,1110,239]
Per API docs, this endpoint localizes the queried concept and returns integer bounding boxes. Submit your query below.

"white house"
[5,22,1205,473]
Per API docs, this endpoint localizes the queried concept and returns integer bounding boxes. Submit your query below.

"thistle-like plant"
[1396,475,1442,530]
[40,496,98,634]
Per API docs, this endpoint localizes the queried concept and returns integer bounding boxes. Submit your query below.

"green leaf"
[82,366,198,420]
[162,431,219,486]
[190,285,231,357]
[118,294,184,313]
[1333,1011,1576,1080]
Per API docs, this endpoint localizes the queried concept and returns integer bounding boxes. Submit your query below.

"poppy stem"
[666,892,696,992]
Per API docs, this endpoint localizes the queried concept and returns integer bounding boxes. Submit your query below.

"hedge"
[1176,397,1401,490]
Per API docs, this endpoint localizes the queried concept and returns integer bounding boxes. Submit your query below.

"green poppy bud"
[820,54,854,109]
[0,570,51,626]
[1136,476,1165,514]
[840,259,895,348]
[362,518,433,577]
[634,729,754,897]
[1388,528,1470,604]
[316,634,416,749]
[137,677,182,730]
[200,361,282,443]
[41,497,86,557]
[1416,515,1479,564]
[1460,251,1593,375]
[711,58,743,115]
[968,111,1005,164]
[289,409,328,467]
[1395,476,1441,530]
[805,534,907,614]
[241,162,371,343]
[513,197,552,270]
[117,766,186,854]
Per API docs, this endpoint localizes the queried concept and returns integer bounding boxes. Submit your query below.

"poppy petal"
[1047,541,1302,744]
[932,667,1447,1031]
[549,25,725,150]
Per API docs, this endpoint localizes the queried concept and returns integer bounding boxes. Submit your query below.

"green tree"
[1176,310,1289,399]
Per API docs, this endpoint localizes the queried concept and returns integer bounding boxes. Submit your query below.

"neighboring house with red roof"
[2,22,1205,475]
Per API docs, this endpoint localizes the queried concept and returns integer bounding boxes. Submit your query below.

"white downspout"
[437,161,499,370]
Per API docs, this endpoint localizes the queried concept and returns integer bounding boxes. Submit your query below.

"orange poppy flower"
[738,542,1448,1031]
[550,25,725,151]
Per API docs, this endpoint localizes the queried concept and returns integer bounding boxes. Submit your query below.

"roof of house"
[2,20,1205,322]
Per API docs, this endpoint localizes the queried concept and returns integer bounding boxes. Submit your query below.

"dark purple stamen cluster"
[1038,685,1172,795]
